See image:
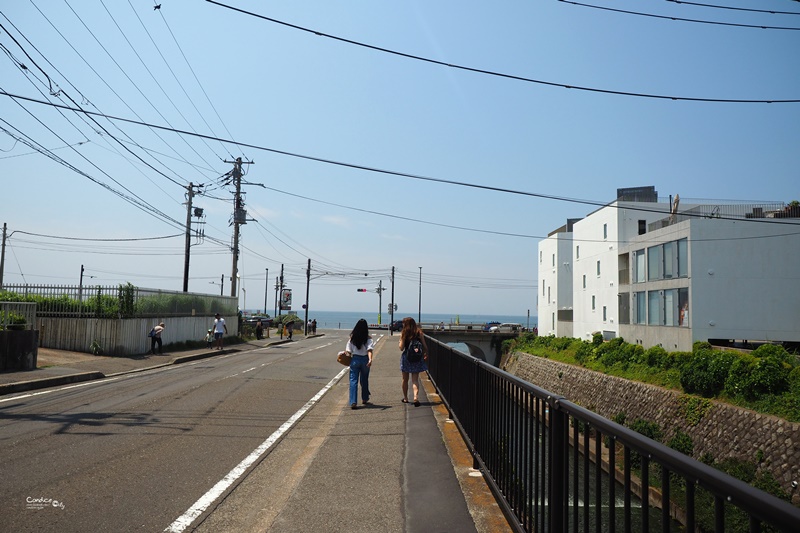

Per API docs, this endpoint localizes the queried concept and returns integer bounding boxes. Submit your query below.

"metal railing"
[0,284,237,319]
[425,337,800,533]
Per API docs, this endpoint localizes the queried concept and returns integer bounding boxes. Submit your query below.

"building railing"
[0,284,237,319]
[649,202,787,231]
[425,337,800,533]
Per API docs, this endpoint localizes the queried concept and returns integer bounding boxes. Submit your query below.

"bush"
[667,429,694,457]
[592,332,604,347]
[664,351,693,370]
[629,418,663,442]
[725,353,791,400]
[752,344,796,367]
[680,349,734,397]
[574,341,594,365]
[643,345,668,368]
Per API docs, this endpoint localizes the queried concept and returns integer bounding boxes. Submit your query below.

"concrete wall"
[504,352,800,505]
[37,316,239,356]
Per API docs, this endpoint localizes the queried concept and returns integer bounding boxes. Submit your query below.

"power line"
[204,0,800,103]
[663,0,800,16]
[558,0,800,31]
[4,90,799,229]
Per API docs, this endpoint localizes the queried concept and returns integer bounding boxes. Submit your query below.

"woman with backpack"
[346,319,374,410]
[399,317,428,407]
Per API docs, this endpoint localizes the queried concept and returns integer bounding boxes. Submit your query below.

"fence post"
[550,398,566,533]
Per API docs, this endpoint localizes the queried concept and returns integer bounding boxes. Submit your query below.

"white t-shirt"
[214,317,226,334]
[346,337,374,356]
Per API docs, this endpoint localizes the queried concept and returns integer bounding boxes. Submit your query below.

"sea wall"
[503,352,800,505]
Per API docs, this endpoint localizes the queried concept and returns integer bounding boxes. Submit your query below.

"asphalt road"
[0,332,352,532]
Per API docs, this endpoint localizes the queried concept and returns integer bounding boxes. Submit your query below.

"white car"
[490,323,522,332]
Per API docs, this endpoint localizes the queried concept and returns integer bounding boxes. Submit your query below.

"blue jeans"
[349,355,370,405]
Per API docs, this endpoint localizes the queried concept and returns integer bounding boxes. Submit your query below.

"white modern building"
[538,187,800,351]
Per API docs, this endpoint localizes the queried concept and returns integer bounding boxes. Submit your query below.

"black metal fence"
[425,337,800,533]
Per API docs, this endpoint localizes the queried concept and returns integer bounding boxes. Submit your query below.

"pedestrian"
[255,319,264,340]
[213,313,228,350]
[399,316,428,407]
[286,320,294,340]
[204,328,214,349]
[346,318,374,409]
[312,319,317,334]
[150,322,165,355]
[307,319,313,335]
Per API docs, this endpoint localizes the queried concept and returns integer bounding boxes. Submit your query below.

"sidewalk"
[0,334,511,532]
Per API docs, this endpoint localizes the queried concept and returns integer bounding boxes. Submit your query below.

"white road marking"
[0,376,123,404]
[163,366,349,533]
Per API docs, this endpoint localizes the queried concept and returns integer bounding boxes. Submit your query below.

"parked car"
[483,321,501,332]
[490,322,523,332]
[389,320,403,332]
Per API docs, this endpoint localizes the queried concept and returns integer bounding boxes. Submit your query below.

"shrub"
[574,341,594,365]
[664,351,693,370]
[693,341,713,352]
[752,344,796,367]
[643,345,668,368]
[629,418,663,442]
[592,332,604,347]
[726,353,791,400]
[680,349,734,397]
[667,429,694,457]
[596,337,626,367]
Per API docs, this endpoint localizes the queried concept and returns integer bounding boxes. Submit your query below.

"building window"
[648,245,663,281]
[552,254,555,267]
[638,219,646,235]
[634,291,646,324]
[602,306,607,321]
[539,251,542,264]
[576,245,580,259]
[663,241,676,279]
[548,286,551,304]
[678,288,689,327]
[592,295,596,311]
[678,238,688,277]
[582,274,586,289]
[633,249,646,283]
[596,260,601,276]
[648,291,662,325]
[603,223,608,240]
[542,280,545,297]
[552,313,555,331]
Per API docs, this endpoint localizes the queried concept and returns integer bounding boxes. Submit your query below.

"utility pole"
[264,269,269,315]
[0,223,6,288]
[224,157,254,298]
[390,266,395,335]
[273,276,279,318]
[182,182,205,292]
[304,259,311,335]
[278,264,284,319]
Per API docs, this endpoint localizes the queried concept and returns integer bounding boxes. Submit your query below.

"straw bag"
[337,351,352,366]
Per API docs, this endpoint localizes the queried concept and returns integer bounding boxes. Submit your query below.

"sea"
[246,309,536,332]
[244,309,536,354]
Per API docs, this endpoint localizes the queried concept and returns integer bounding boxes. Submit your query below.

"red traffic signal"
[357,288,367,292]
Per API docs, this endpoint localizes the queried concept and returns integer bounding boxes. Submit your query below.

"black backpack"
[406,339,424,363]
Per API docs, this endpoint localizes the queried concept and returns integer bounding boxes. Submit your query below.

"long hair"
[400,317,420,348]
[350,318,370,349]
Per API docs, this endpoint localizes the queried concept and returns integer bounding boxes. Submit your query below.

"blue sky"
[1,0,797,319]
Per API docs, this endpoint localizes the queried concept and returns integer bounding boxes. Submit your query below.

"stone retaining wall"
[503,352,800,505]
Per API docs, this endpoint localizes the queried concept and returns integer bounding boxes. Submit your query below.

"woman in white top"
[346,319,374,409]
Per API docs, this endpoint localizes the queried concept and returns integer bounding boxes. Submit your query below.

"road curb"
[0,371,105,396]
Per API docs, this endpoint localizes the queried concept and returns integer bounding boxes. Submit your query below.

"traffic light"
[357,288,367,292]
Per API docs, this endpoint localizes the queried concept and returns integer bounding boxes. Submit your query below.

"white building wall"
[572,201,672,341]
[537,231,573,336]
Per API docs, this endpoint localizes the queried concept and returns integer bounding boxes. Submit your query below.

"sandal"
[401,398,409,404]
[413,400,420,407]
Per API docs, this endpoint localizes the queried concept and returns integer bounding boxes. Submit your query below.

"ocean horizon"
[245,309,537,332]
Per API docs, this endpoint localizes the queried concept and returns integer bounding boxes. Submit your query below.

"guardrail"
[425,336,800,533]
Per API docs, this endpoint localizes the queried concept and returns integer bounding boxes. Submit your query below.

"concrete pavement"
[0,332,511,533]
